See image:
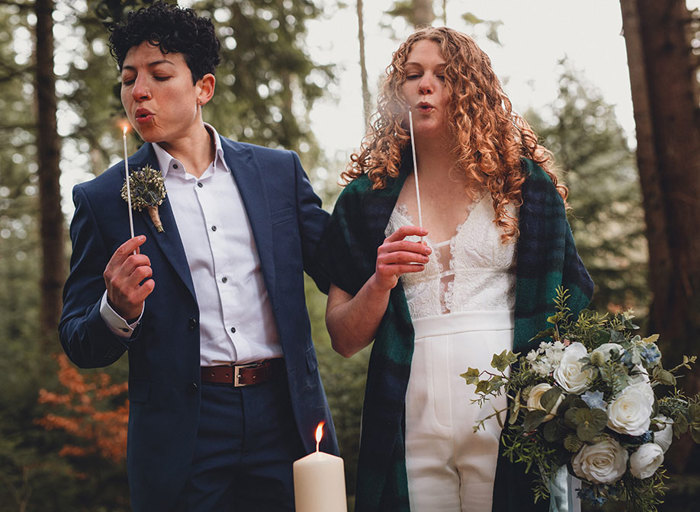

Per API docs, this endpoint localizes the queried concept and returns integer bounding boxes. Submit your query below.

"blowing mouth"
[135,108,153,120]
[415,102,435,112]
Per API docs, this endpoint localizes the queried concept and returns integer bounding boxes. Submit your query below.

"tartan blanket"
[317,157,594,512]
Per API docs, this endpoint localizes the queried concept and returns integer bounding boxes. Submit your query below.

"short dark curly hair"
[109,1,221,83]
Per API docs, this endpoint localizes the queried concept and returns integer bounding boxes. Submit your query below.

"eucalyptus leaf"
[653,367,676,387]
[541,387,563,413]
[523,410,548,432]
[674,414,689,435]
[543,419,563,443]
[563,434,583,452]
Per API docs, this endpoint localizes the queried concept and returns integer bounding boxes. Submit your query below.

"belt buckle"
[233,361,263,387]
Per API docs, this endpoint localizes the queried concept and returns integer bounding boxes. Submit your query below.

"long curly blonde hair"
[343,27,566,242]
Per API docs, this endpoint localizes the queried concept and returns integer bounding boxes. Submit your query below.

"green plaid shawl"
[318,157,593,512]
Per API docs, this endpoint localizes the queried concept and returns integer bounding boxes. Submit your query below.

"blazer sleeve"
[58,184,132,368]
[290,151,332,291]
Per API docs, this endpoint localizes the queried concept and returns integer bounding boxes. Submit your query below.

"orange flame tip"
[315,421,325,445]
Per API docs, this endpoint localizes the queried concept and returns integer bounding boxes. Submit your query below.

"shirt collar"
[152,123,228,179]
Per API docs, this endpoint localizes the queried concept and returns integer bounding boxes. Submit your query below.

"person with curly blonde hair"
[318,27,593,512]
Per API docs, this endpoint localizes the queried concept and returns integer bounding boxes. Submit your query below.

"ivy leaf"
[475,380,491,394]
[486,376,504,394]
[460,368,480,385]
[491,350,518,372]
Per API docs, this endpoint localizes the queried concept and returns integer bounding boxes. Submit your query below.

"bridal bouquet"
[462,287,700,511]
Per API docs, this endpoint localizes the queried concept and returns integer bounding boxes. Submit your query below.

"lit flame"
[314,421,325,452]
[119,120,131,135]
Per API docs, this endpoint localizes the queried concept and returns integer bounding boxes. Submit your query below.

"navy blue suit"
[59,137,338,510]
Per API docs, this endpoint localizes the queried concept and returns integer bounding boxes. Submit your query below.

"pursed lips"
[134,108,154,123]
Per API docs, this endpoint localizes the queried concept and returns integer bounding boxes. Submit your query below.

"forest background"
[0,0,698,510]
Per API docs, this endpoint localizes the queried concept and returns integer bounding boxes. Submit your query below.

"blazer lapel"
[220,138,276,297]
[129,144,197,302]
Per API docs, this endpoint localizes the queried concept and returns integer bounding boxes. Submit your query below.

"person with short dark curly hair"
[109,1,220,84]
[59,3,337,511]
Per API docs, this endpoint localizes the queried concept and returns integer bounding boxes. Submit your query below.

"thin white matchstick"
[123,128,136,254]
[408,108,424,231]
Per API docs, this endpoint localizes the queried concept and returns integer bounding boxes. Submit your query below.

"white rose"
[553,342,596,394]
[607,382,654,436]
[652,415,674,453]
[572,437,629,484]
[629,443,664,479]
[592,343,624,362]
[526,383,563,421]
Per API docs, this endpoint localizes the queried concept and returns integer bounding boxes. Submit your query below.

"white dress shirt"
[101,124,281,365]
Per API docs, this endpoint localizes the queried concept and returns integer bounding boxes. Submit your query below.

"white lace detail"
[385,196,517,320]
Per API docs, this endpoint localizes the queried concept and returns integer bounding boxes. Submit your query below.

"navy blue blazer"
[59,137,338,511]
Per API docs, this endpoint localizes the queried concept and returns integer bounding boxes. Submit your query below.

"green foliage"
[527,61,648,314]
[193,0,333,167]
[466,288,700,511]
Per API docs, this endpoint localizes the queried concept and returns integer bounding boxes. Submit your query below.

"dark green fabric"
[318,157,594,512]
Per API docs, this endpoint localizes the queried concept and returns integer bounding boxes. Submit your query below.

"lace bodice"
[385,195,517,320]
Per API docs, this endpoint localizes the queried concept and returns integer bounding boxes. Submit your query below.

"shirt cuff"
[100,291,143,338]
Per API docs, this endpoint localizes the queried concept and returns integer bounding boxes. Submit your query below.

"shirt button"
[230,327,236,334]
[221,276,228,283]
[120,327,130,333]
[211,225,217,232]
[173,163,179,169]
[197,182,203,188]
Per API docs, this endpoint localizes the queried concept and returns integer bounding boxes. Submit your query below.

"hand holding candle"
[293,422,347,512]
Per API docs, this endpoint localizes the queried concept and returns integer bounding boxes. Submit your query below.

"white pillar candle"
[293,422,347,512]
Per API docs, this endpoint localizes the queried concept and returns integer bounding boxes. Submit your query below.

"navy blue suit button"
[188,317,198,330]
[191,382,199,392]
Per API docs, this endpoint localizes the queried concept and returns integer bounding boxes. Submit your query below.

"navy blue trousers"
[173,376,305,511]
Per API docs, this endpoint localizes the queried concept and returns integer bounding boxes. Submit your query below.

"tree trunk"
[35,0,65,350]
[356,0,371,129]
[620,0,700,471]
[413,0,435,28]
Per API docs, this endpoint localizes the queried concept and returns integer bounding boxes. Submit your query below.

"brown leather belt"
[201,359,285,387]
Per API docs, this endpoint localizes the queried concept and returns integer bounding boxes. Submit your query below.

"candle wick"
[315,440,320,453]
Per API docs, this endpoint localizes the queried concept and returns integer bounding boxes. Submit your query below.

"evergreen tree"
[526,62,647,313]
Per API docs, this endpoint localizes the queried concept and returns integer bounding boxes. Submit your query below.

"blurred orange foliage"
[37,354,129,463]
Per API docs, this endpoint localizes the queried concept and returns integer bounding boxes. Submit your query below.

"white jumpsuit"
[386,196,516,512]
